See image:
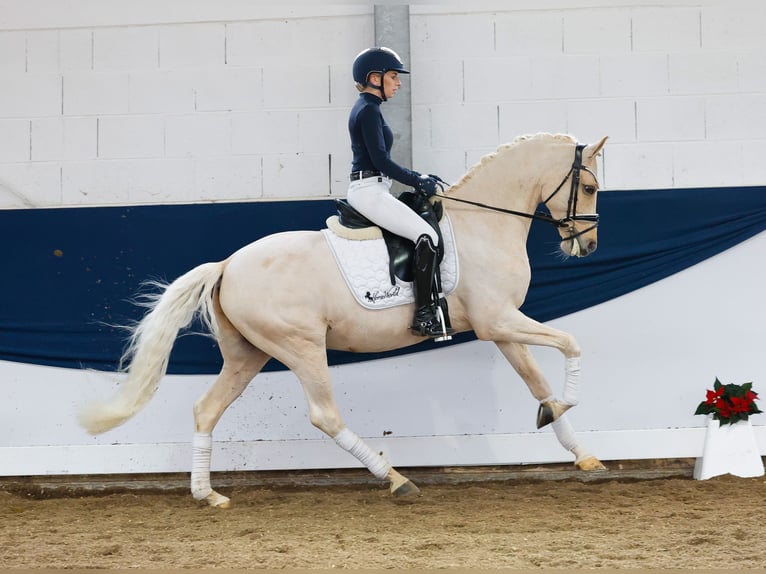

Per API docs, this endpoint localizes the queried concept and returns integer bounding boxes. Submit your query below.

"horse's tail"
[78,261,226,435]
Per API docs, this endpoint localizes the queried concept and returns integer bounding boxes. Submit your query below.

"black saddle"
[334,191,444,285]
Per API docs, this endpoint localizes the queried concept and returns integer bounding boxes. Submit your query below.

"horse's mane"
[451,132,577,190]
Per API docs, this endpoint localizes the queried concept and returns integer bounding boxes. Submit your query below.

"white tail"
[78,261,225,435]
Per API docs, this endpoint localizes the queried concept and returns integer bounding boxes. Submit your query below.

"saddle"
[333,191,445,285]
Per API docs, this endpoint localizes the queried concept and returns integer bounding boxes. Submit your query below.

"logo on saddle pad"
[322,215,459,311]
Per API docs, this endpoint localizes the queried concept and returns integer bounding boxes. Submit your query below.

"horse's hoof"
[203,490,231,508]
[391,479,421,497]
[536,400,572,428]
[576,456,607,472]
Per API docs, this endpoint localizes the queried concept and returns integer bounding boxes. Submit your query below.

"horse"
[79,132,609,508]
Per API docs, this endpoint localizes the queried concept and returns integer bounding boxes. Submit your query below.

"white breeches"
[347,177,439,245]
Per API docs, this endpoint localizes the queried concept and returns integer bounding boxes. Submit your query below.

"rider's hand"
[415,175,439,197]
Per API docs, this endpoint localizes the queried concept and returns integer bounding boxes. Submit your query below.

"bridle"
[437,143,600,242]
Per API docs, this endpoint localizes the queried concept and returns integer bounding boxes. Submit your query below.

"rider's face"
[382,71,401,99]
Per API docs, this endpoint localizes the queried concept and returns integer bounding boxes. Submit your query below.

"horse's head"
[542,136,608,258]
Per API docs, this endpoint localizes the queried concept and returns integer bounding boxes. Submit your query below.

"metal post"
[374,4,412,194]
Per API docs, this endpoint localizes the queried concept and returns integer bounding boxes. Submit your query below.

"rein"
[436,143,599,240]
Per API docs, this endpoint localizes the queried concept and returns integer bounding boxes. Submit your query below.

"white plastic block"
[231,110,299,155]
[194,67,263,112]
[25,31,59,73]
[0,31,26,73]
[429,103,498,150]
[97,116,165,159]
[93,27,159,71]
[600,53,669,97]
[563,9,631,54]
[463,57,533,103]
[702,5,766,50]
[495,11,563,55]
[165,113,231,158]
[226,16,372,68]
[669,52,739,95]
[498,101,567,143]
[262,153,329,199]
[0,163,62,208]
[694,418,764,480]
[530,55,600,100]
[0,119,30,162]
[63,72,129,115]
[707,94,766,141]
[330,62,364,108]
[566,99,635,145]
[129,70,196,114]
[742,139,766,186]
[631,8,701,52]
[599,142,673,190]
[330,150,353,197]
[31,117,97,161]
[298,109,348,155]
[672,141,743,188]
[194,156,261,201]
[410,59,463,105]
[263,64,330,109]
[159,23,225,69]
[0,74,61,118]
[60,29,93,71]
[62,158,195,206]
[410,13,495,60]
[636,97,705,142]
[411,147,467,188]
[738,52,766,93]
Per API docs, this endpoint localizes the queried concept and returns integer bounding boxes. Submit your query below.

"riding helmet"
[352,47,410,93]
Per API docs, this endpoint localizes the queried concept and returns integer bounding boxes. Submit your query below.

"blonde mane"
[450,132,577,191]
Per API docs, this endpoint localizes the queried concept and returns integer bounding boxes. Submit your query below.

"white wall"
[2,231,764,476]
[1,1,765,476]
[2,1,766,209]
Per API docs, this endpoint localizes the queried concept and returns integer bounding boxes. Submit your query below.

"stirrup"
[410,306,454,341]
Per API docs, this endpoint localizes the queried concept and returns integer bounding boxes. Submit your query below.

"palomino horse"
[79,132,609,508]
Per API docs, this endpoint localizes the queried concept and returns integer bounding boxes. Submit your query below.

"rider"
[347,46,452,339]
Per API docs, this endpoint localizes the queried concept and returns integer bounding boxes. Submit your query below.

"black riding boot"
[409,234,454,339]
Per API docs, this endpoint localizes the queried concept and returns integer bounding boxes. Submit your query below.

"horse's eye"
[583,185,597,195]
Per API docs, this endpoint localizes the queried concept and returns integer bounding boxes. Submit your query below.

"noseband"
[540,143,599,241]
[438,143,599,241]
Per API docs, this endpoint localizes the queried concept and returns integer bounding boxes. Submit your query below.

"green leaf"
[713,378,722,391]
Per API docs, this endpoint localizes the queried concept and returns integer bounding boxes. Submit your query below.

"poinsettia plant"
[694,378,762,425]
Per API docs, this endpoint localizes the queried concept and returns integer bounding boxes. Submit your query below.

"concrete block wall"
[0,4,372,208]
[1,1,765,209]
[411,2,766,190]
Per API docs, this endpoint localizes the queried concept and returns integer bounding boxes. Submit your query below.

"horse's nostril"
[587,240,598,253]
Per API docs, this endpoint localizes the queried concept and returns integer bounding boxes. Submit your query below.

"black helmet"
[352,47,409,98]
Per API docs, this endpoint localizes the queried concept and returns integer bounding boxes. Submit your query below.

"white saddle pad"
[321,214,459,310]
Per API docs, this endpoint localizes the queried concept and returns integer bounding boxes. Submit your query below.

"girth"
[334,191,445,285]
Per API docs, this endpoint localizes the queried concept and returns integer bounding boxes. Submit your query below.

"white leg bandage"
[334,427,391,480]
[563,356,580,406]
[552,415,591,462]
[191,432,213,500]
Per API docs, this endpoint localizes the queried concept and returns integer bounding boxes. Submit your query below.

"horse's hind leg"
[191,305,271,508]
[496,340,606,471]
[287,344,420,497]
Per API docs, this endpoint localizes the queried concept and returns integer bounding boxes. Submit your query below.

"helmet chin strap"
[368,71,388,101]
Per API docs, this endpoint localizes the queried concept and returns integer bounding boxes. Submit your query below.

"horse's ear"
[585,136,608,159]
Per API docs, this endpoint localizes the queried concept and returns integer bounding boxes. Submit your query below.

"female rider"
[347,47,452,339]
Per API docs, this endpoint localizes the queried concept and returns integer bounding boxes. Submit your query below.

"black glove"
[415,175,439,197]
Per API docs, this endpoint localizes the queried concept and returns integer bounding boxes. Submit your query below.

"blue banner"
[2,186,765,373]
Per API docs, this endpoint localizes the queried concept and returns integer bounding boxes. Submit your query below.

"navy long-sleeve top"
[348,92,420,187]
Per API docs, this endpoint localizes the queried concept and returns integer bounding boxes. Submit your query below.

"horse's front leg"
[483,310,583,423]
[496,340,605,471]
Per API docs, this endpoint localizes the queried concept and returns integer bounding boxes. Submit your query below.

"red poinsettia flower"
[694,378,763,425]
